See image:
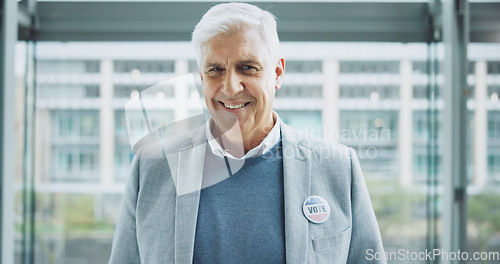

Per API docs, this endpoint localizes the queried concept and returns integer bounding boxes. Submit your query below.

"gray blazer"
[109,121,385,264]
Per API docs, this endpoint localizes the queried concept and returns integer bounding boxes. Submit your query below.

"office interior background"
[1,0,500,263]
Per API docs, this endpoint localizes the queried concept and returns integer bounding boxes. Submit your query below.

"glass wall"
[13,40,500,263]
[466,44,500,261]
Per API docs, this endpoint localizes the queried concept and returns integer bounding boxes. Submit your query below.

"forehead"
[201,29,271,66]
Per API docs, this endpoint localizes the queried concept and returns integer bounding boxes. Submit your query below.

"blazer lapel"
[171,130,206,264]
[281,123,312,264]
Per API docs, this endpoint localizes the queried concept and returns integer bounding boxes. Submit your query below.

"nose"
[222,68,243,96]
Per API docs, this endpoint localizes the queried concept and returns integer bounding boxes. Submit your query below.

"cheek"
[201,88,215,108]
[201,80,216,98]
[203,90,216,106]
[262,79,277,99]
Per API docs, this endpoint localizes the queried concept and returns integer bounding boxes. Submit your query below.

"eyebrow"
[203,63,223,69]
[238,60,260,65]
[202,58,263,69]
[237,59,265,69]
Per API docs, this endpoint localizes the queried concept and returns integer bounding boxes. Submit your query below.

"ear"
[199,71,204,82]
[275,58,285,90]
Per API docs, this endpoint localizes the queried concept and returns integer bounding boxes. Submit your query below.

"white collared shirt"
[205,111,281,160]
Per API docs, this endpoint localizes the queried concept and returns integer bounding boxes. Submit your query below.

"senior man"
[109,3,385,264]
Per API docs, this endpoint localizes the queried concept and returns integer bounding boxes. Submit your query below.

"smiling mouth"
[219,101,250,109]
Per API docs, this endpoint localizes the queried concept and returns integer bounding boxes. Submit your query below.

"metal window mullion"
[441,0,469,263]
[1,1,18,264]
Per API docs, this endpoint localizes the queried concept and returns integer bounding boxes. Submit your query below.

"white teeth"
[223,103,246,109]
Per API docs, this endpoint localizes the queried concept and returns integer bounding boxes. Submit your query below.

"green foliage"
[468,192,500,227]
[366,179,427,247]
[35,193,115,235]
[64,195,97,227]
[34,193,116,264]
[468,190,500,264]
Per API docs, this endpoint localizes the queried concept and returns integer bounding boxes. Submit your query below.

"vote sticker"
[303,196,330,224]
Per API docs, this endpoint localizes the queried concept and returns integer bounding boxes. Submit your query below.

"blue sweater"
[193,140,285,264]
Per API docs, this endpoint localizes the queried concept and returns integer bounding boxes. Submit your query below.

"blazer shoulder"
[133,124,206,160]
[282,123,352,162]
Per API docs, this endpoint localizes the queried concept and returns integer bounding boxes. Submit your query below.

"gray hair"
[191,3,280,67]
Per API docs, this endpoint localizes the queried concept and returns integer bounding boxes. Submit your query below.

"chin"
[213,116,238,133]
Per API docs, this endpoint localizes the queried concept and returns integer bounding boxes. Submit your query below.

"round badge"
[302,196,331,224]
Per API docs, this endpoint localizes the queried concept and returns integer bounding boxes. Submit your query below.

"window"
[15,40,500,264]
[54,111,99,140]
[9,2,500,263]
[285,60,322,73]
[340,61,399,74]
[487,61,500,75]
[53,147,99,181]
[114,60,175,74]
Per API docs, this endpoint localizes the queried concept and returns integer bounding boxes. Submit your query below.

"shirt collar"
[205,111,281,160]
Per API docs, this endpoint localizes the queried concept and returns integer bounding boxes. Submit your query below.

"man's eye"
[240,65,257,72]
[207,68,224,75]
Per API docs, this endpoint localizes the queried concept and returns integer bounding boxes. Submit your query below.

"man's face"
[200,28,284,138]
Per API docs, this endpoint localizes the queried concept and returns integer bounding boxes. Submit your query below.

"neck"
[212,112,276,157]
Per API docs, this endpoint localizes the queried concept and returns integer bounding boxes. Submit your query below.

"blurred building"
[33,42,500,192]
[15,40,500,264]
[4,1,499,263]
